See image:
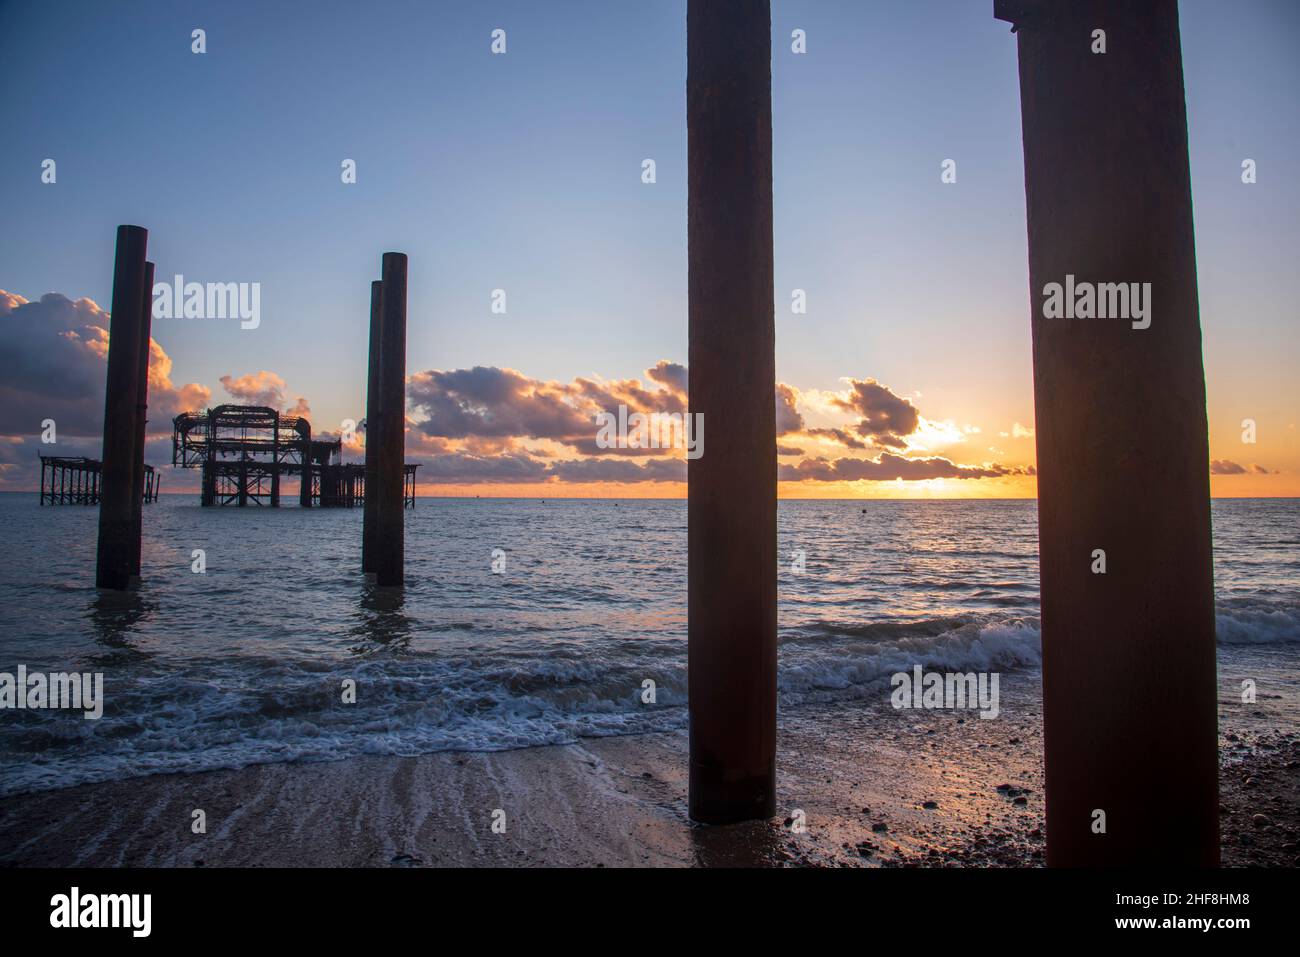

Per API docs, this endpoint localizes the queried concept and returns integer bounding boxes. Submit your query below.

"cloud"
[407,363,686,453]
[416,451,550,483]
[1210,459,1276,476]
[401,362,695,482]
[147,339,211,419]
[830,378,920,448]
[399,362,1033,487]
[412,451,685,485]
[804,427,869,450]
[645,360,687,395]
[546,457,686,484]
[0,309,1036,492]
[0,291,209,437]
[219,370,311,418]
[775,383,804,435]
[1209,459,1247,475]
[780,452,1034,483]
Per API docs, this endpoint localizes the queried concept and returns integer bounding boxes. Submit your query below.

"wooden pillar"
[374,254,407,587]
[362,279,384,576]
[686,0,777,824]
[996,0,1218,866]
[95,225,148,590]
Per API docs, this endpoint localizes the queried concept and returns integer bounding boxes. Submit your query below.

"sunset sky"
[2,0,1296,498]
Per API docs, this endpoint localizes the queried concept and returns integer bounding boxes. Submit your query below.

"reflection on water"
[0,494,1294,797]
[87,588,155,659]
[351,585,414,651]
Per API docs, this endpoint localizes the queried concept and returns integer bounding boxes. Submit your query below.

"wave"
[0,614,1041,797]
[777,617,1042,707]
[2,599,1295,797]
[1215,604,1300,645]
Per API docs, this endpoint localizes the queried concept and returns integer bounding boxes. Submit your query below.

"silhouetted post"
[997,0,1218,866]
[374,254,407,587]
[298,424,312,508]
[203,412,217,506]
[270,415,281,507]
[687,0,777,824]
[129,261,154,580]
[95,225,149,590]
[362,279,383,577]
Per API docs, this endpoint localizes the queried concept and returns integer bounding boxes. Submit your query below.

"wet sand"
[1,671,1294,867]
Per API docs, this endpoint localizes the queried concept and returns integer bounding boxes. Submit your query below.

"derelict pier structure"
[172,404,418,508]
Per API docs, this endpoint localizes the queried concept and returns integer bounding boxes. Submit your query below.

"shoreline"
[2,672,1294,867]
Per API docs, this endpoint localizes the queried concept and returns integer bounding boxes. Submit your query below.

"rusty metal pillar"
[997,0,1218,866]
[203,409,217,506]
[95,225,149,590]
[362,279,383,576]
[129,260,154,581]
[271,413,281,507]
[374,254,407,588]
[298,423,313,508]
[686,0,777,824]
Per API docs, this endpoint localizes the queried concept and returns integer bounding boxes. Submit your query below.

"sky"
[2,0,1297,498]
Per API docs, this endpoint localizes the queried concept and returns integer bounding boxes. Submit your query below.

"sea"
[1,495,1296,797]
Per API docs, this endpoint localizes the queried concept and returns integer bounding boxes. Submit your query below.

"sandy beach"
[3,671,1294,868]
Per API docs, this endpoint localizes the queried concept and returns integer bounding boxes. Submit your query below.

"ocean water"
[0,494,1296,797]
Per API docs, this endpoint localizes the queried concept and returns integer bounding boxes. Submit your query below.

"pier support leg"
[298,431,312,508]
[686,0,777,824]
[202,411,216,507]
[271,417,281,507]
[997,0,1218,866]
[362,279,383,576]
[129,261,154,581]
[95,225,149,590]
[375,254,407,588]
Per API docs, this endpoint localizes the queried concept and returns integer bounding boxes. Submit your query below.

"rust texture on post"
[375,254,408,588]
[999,0,1218,865]
[362,279,384,575]
[129,260,155,580]
[95,225,149,590]
[686,0,777,824]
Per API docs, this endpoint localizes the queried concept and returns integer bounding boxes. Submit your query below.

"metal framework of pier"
[40,454,158,505]
[172,404,417,507]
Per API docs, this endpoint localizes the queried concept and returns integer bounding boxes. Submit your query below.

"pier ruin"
[171,404,418,508]
[40,455,158,505]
